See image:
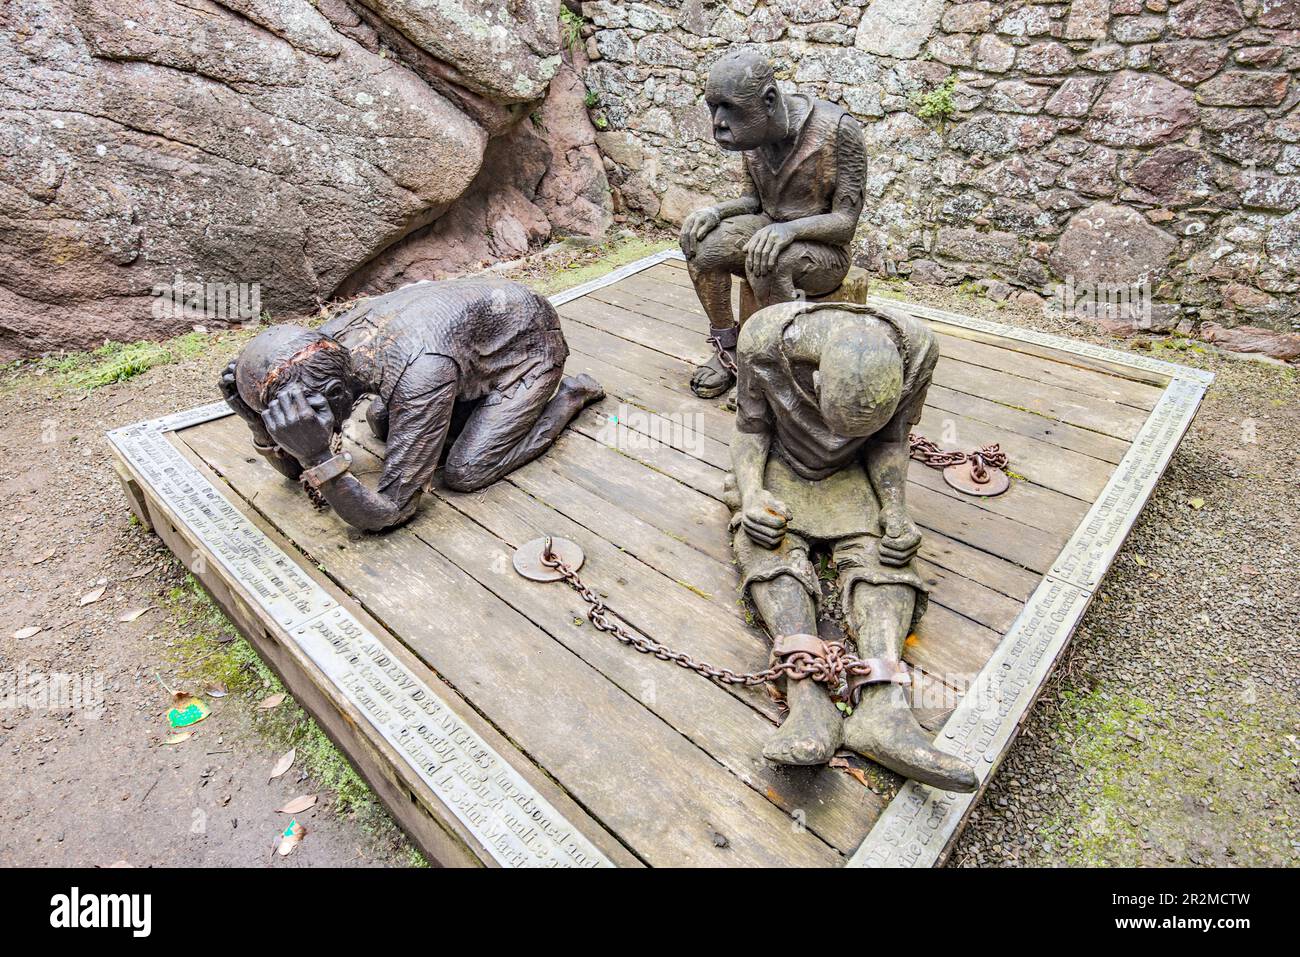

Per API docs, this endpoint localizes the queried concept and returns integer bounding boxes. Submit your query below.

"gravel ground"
[1,237,1294,867]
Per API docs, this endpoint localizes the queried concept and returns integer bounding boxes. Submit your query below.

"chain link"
[539,538,874,699]
[707,335,738,376]
[908,432,1008,484]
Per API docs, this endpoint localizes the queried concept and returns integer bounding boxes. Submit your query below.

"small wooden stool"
[738,266,871,324]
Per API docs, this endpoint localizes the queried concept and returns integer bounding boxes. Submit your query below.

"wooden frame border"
[108,249,1211,868]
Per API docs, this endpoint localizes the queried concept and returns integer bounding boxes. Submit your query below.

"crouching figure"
[727,299,976,791]
[219,279,603,532]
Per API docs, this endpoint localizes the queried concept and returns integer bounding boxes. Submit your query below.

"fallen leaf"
[31,550,56,565]
[276,819,306,857]
[206,684,228,698]
[257,692,287,710]
[1188,497,1205,510]
[118,607,151,623]
[269,748,296,782]
[167,695,210,729]
[79,585,107,606]
[164,731,193,745]
[13,626,42,641]
[1133,555,1148,568]
[277,794,318,815]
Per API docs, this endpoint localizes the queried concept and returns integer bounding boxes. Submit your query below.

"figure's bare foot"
[559,373,605,407]
[763,678,842,766]
[842,684,978,792]
[690,352,735,399]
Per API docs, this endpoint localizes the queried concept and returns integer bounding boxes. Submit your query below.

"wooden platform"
[107,250,1211,867]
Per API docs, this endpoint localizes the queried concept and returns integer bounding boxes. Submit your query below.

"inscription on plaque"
[108,415,612,868]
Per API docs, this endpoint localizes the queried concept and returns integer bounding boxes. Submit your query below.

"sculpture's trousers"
[685,214,850,329]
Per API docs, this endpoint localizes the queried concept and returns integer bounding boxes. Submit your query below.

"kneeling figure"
[220,279,603,532]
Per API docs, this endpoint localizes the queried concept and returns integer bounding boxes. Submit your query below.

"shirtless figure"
[727,298,976,792]
[219,279,603,532]
[680,49,867,398]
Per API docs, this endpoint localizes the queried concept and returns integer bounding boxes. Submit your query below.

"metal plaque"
[108,415,613,868]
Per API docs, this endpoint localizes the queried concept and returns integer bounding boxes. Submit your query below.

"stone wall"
[582,0,1300,336]
[0,1,611,358]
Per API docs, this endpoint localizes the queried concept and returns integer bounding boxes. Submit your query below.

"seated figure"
[726,298,976,791]
[680,48,866,398]
[220,278,603,532]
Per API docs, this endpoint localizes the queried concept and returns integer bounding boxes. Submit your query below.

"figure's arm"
[864,342,932,567]
[864,416,920,567]
[731,345,790,548]
[264,360,458,533]
[680,170,761,257]
[746,115,867,274]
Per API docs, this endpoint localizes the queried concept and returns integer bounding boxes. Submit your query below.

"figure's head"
[813,318,904,438]
[234,325,354,429]
[704,49,784,151]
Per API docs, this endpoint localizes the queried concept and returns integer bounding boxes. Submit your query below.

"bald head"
[704,49,784,150]
[815,318,903,438]
[234,324,353,428]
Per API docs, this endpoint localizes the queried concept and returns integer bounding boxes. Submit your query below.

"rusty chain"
[707,334,738,376]
[908,432,1009,485]
[539,537,873,700]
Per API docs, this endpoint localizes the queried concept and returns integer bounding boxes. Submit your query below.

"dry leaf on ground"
[79,585,107,606]
[13,626,42,641]
[277,794,318,815]
[118,607,151,623]
[257,692,287,710]
[269,748,296,782]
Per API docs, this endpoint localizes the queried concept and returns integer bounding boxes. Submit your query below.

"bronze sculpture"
[726,298,977,792]
[219,278,603,532]
[680,49,867,398]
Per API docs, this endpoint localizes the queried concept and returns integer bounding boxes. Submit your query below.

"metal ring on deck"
[942,461,1010,497]
[514,536,585,582]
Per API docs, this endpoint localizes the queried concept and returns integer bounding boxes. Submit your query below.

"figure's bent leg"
[441,367,604,492]
[746,241,851,310]
[686,215,769,398]
[841,582,977,792]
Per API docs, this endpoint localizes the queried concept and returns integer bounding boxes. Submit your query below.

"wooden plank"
[924,383,1129,465]
[560,297,705,365]
[411,472,888,854]
[183,417,842,867]
[933,332,1163,411]
[139,431,640,869]
[933,355,1148,441]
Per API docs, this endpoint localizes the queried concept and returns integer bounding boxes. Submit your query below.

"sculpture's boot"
[762,635,843,766]
[691,326,738,399]
[841,584,978,793]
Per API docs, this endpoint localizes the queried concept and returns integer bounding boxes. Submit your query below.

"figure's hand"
[262,383,335,465]
[220,359,272,444]
[744,223,795,277]
[879,507,922,567]
[742,489,792,550]
[680,207,721,258]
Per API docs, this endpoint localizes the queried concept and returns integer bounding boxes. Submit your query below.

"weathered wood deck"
[108,250,1211,867]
